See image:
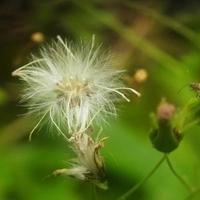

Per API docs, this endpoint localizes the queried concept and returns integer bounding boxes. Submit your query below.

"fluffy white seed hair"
[12,36,140,140]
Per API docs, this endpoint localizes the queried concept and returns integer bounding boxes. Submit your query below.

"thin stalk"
[118,154,166,200]
[184,188,200,200]
[92,184,97,200]
[175,97,198,132]
[182,118,200,133]
[166,155,193,192]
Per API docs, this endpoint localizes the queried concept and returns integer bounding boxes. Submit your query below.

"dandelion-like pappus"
[13,36,140,188]
[13,36,140,139]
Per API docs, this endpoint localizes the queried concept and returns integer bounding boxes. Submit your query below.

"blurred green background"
[1,0,200,199]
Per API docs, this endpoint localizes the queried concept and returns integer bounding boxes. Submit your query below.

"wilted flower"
[53,133,107,189]
[12,36,140,139]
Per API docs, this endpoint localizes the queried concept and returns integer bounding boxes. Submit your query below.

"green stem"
[166,155,193,192]
[182,118,200,133]
[184,188,200,200]
[175,97,198,132]
[118,155,166,200]
[92,184,97,200]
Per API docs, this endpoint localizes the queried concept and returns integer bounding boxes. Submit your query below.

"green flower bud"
[150,120,182,153]
[150,100,183,153]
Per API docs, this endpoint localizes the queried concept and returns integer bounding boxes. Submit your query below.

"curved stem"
[166,155,193,192]
[184,188,200,200]
[175,97,198,133]
[118,154,166,200]
[182,118,200,133]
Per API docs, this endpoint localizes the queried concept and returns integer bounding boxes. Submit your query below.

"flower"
[12,36,140,139]
[53,133,108,189]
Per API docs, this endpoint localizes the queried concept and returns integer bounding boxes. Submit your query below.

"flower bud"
[133,68,148,83]
[150,100,182,153]
[30,32,45,43]
[156,101,176,121]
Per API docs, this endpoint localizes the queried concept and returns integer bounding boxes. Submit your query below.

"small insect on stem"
[190,82,200,96]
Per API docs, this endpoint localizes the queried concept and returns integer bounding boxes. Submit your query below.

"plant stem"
[184,188,200,200]
[92,184,97,200]
[118,154,166,200]
[166,155,193,192]
[183,118,200,133]
[175,97,198,132]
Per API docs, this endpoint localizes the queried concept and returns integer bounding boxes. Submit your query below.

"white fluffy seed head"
[13,36,140,137]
